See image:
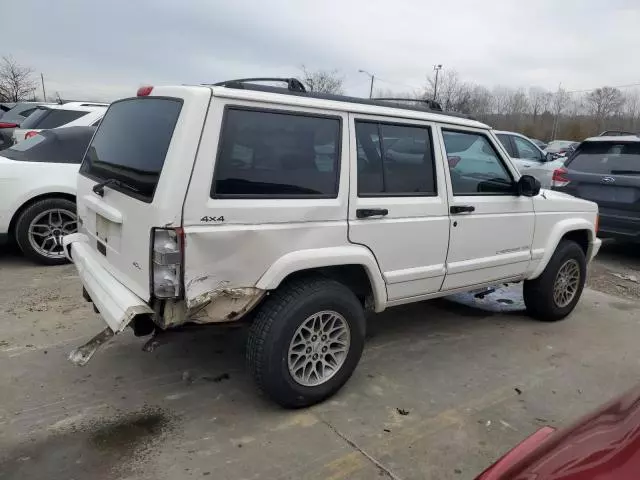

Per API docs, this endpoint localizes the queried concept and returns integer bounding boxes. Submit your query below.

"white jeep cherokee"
[64,79,601,408]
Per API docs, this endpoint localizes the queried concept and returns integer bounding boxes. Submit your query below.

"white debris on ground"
[446,284,526,313]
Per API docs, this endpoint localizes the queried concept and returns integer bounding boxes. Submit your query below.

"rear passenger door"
[347,114,450,302]
[440,128,534,290]
[182,101,350,303]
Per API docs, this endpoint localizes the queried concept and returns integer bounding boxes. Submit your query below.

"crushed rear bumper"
[63,233,153,365]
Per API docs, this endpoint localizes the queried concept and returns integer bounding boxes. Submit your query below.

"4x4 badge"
[602,176,615,183]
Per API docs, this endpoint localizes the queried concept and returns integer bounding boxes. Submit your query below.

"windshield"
[80,98,182,203]
[568,141,640,174]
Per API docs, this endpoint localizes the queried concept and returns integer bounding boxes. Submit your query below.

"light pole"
[433,64,442,102]
[358,69,375,99]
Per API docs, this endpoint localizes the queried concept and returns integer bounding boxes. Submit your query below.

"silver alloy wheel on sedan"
[553,259,580,308]
[27,208,77,260]
[287,310,351,387]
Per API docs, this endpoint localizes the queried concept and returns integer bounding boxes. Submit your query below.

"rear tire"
[14,198,77,266]
[523,240,586,321]
[247,277,366,408]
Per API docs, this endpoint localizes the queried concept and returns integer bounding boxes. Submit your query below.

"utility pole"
[358,69,375,99]
[433,64,443,102]
[40,73,47,102]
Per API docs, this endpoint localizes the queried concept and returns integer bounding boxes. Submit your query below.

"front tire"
[247,277,366,408]
[14,198,77,266]
[524,240,586,321]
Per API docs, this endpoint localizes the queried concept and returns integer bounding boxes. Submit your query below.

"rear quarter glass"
[80,97,183,203]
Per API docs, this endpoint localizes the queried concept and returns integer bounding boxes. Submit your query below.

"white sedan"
[0,127,95,264]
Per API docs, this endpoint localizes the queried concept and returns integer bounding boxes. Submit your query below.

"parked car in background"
[599,130,637,137]
[0,103,15,116]
[552,135,640,242]
[0,126,95,264]
[63,80,599,408]
[11,102,106,145]
[530,138,547,150]
[495,130,563,188]
[476,384,640,479]
[546,140,579,159]
[0,101,54,150]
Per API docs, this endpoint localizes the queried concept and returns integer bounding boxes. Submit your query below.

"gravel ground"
[0,240,638,480]
[587,240,640,300]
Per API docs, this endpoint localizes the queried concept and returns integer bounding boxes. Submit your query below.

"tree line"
[305,68,640,141]
[3,57,638,142]
[377,70,640,141]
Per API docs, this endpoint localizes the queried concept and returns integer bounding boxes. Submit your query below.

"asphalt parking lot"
[0,243,639,480]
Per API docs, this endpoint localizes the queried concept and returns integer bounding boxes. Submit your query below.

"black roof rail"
[372,97,443,111]
[209,79,470,120]
[211,77,307,93]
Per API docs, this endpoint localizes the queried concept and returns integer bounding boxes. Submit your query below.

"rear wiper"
[92,178,139,197]
[610,170,640,175]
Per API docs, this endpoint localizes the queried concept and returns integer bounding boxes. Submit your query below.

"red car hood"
[477,385,640,479]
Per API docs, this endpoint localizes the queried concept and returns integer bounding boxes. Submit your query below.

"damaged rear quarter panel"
[178,222,348,324]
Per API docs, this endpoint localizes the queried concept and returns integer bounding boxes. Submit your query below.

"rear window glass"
[212,108,340,197]
[2,127,95,164]
[20,108,87,129]
[80,98,182,203]
[568,142,640,174]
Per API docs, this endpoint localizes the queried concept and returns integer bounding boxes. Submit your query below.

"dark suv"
[552,136,640,241]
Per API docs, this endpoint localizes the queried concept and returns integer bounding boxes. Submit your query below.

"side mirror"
[518,174,541,197]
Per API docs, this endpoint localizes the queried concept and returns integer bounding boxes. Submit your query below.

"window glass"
[21,108,87,129]
[442,130,514,195]
[80,99,182,202]
[4,127,95,164]
[512,136,541,160]
[18,107,36,119]
[496,134,515,156]
[356,121,436,196]
[568,142,640,174]
[213,109,340,197]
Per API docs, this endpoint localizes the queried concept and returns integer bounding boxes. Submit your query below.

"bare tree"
[299,66,344,94]
[528,87,551,122]
[585,87,625,127]
[623,90,640,131]
[467,85,493,120]
[491,86,513,115]
[0,56,37,102]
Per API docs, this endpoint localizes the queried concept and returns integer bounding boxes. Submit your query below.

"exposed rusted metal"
[68,327,115,366]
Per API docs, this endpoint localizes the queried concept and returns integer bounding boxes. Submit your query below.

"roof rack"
[211,77,307,93]
[372,97,443,111]
[210,77,470,119]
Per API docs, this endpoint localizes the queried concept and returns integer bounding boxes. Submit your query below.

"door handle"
[450,205,475,214]
[356,208,389,219]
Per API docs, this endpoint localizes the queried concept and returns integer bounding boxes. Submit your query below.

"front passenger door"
[440,129,534,290]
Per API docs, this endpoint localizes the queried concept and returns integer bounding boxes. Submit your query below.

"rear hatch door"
[562,140,640,222]
[77,87,212,301]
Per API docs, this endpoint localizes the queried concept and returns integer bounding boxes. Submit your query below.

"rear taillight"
[552,167,570,188]
[24,130,38,139]
[151,227,184,298]
[0,122,18,128]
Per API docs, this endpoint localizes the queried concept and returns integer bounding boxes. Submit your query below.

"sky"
[4,0,640,102]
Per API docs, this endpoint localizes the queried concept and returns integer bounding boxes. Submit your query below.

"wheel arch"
[8,192,76,237]
[528,219,594,280]
[255,246,388,312]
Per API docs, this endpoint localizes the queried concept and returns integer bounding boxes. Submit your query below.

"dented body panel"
[162,286,265,327]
